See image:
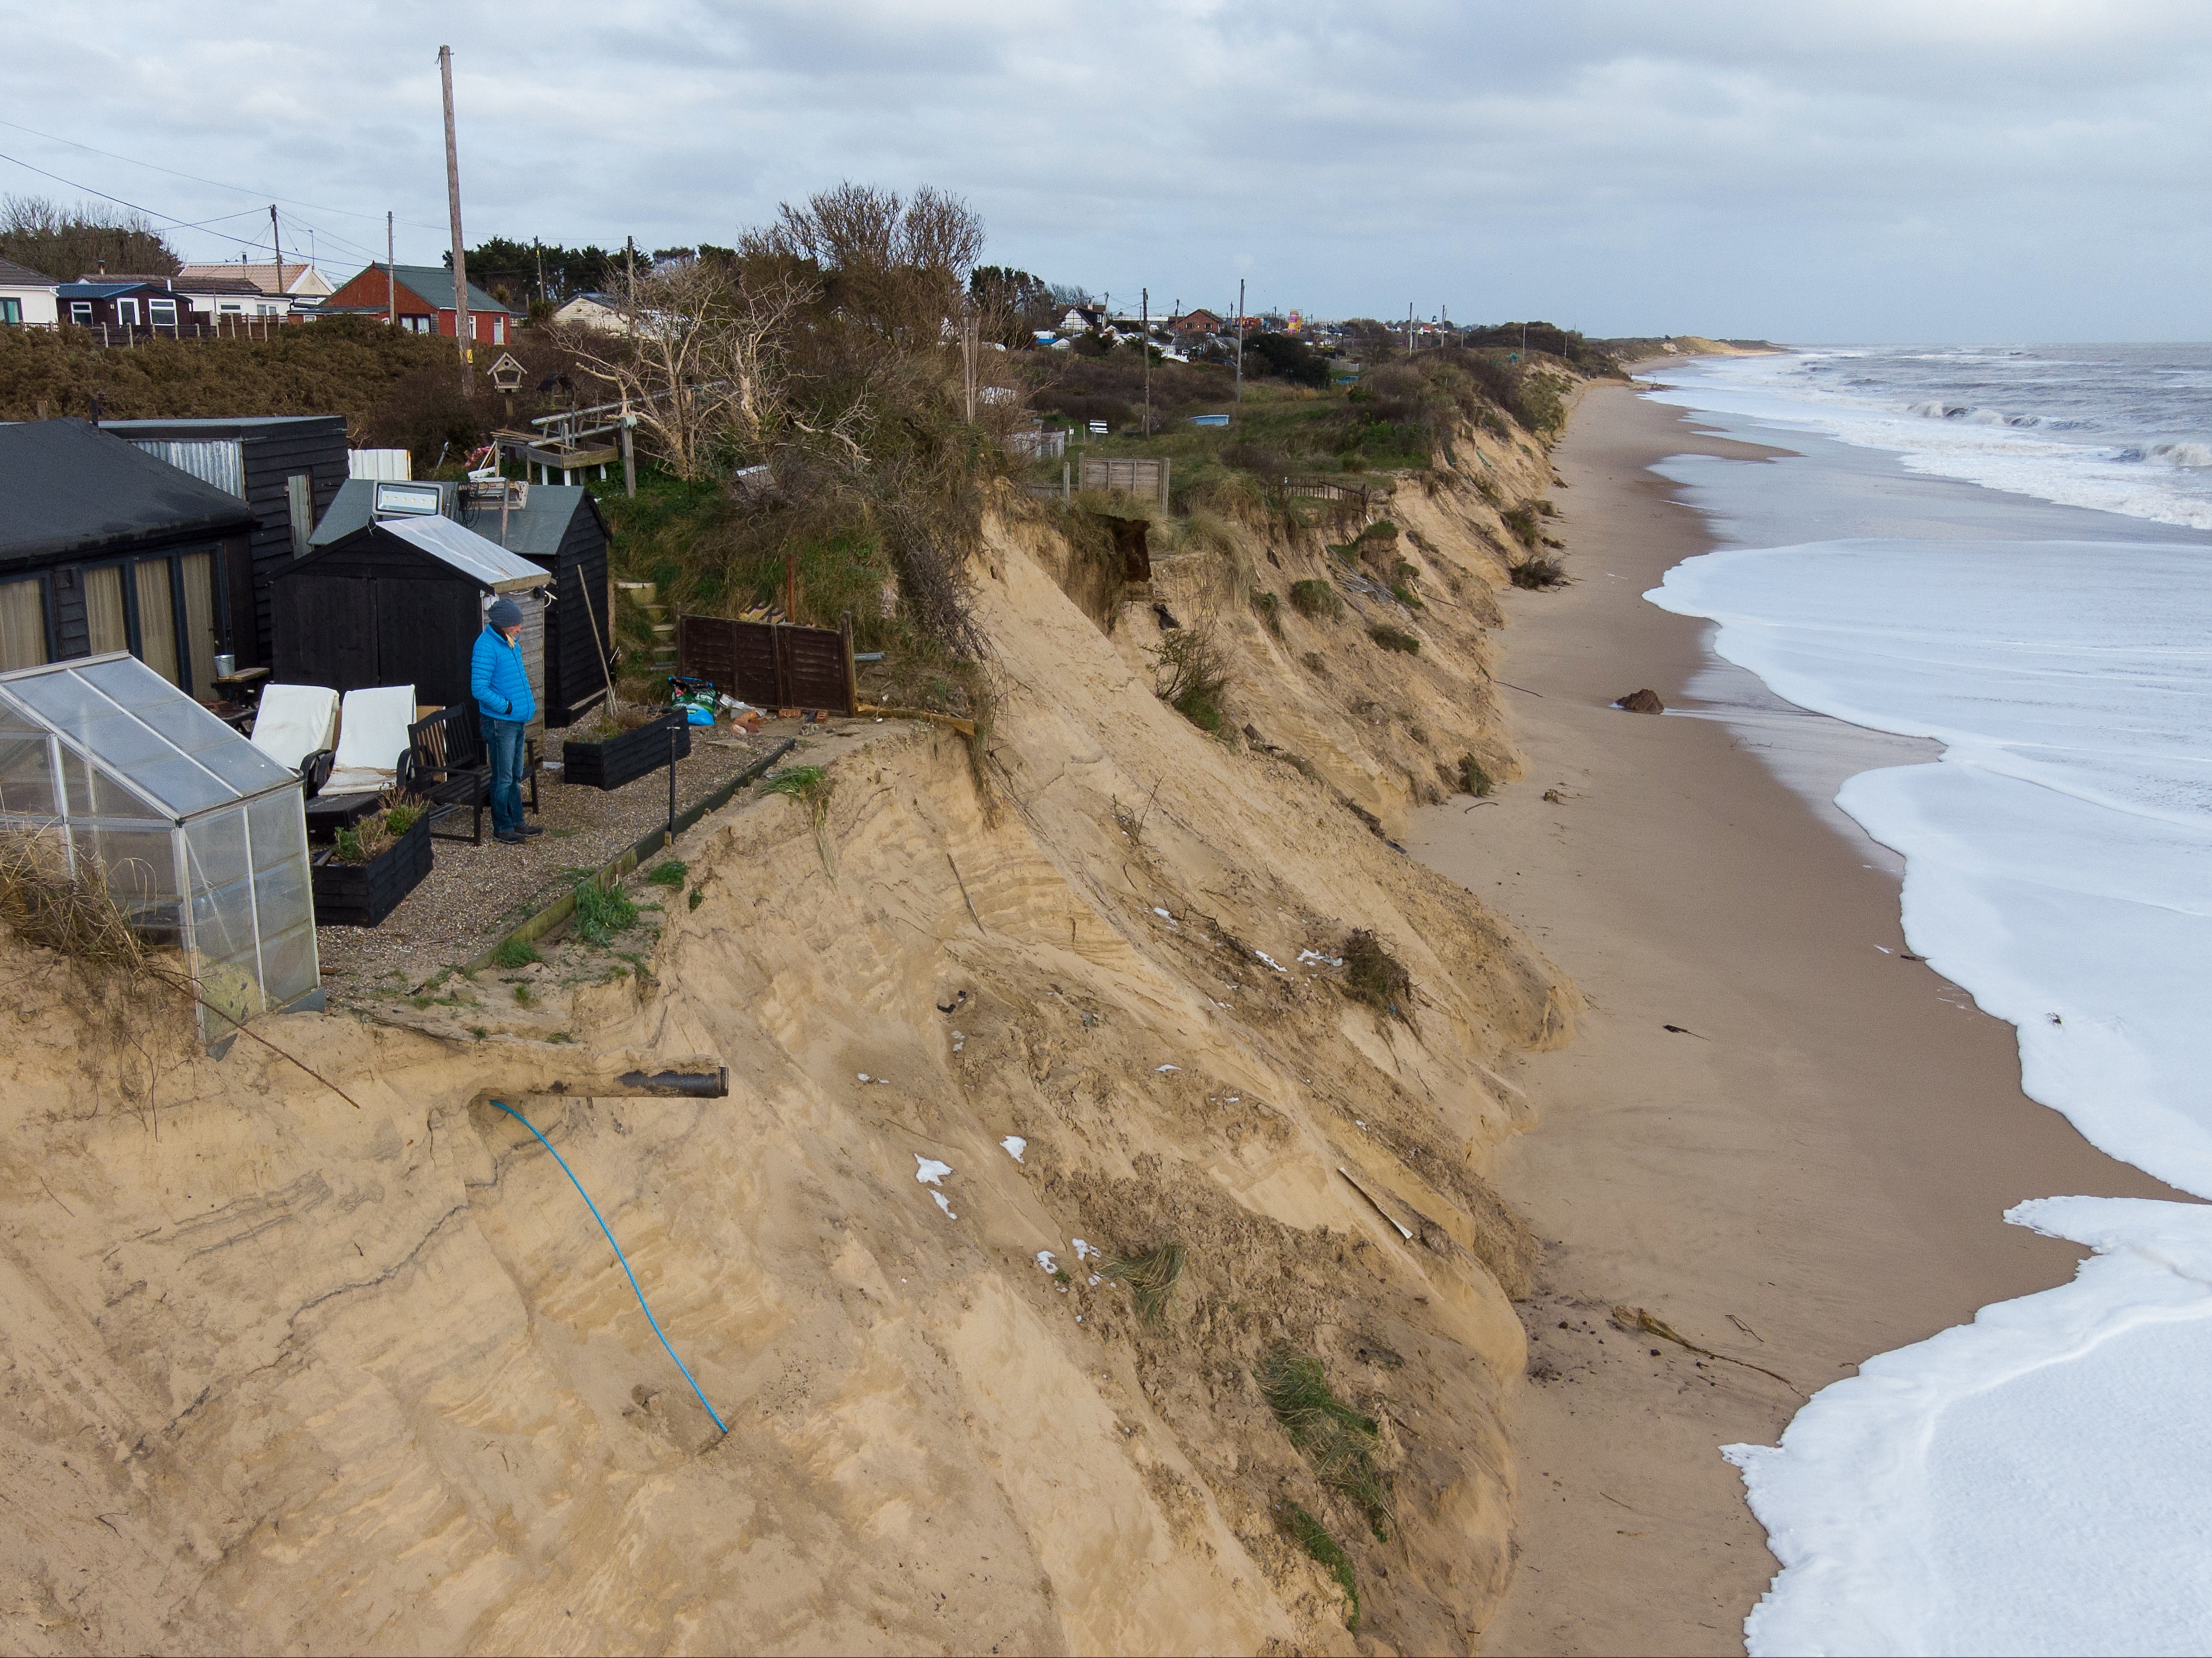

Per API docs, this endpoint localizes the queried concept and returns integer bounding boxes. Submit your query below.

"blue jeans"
[487,716,527,836]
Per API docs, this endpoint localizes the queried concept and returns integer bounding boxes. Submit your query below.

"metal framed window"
[0,297,20,326]
[69,300,92,325]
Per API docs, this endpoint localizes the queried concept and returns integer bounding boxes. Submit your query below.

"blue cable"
[489,1099,727,1436]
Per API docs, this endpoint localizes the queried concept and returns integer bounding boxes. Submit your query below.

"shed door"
[272,575,375,691]
[373,577,477,711]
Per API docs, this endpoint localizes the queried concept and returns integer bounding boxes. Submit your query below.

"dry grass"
[1341,929,1413,1022]
[1510,552,1568,590]
[0,830,148,982]
[1101,1241,1185,1325]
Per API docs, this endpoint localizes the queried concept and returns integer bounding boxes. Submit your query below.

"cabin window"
[118,297,140,327]
[0,578,46,672]
[256,303,276,317]
[286,474,314,557]
[0,298,20,326]
[68,300,91,325]
[494,315,506,344]
[82,553,223,693]
[149,298,177,332]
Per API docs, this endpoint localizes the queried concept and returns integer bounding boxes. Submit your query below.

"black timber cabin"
[0,419,256,694]
[102,416,348,670]
[272,508,551,727]
[308,479,612,727]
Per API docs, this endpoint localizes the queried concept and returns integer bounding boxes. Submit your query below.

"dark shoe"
[519,823,545,835]
[494,830,527,844]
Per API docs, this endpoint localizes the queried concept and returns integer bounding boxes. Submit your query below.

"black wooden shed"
[309,479,612,727]
[271,513,551,727]
[105,416,348,669]
[0,419,256,694]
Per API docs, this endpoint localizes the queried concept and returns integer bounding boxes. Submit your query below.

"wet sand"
[1407,382,2182,1656]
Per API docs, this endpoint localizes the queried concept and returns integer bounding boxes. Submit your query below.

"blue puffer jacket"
[471,625,536,725]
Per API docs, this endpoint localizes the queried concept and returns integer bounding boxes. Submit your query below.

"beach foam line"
[1649,532,2212,1654]
[1727,1197,2212,1657]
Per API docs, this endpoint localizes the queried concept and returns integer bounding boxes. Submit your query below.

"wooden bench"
[400,704,539,845]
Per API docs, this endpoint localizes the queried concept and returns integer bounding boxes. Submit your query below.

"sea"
[1638,346,2212,1657]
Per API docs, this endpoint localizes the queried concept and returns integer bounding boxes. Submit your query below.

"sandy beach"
[1408,382,2184,1656]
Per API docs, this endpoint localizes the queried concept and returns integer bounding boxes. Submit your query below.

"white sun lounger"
[321,685,417,796]
[248,683,339,781]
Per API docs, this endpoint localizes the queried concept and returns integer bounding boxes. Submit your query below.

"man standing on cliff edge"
[471,596,540,846]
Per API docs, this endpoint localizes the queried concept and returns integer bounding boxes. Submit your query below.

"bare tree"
[740,182,984,344]
[560,255,817,481]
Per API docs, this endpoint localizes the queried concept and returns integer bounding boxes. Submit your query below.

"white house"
[175,261,334,299]
[551,292,631,333]
[0,256,59,328]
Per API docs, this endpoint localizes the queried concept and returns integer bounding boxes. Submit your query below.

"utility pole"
[438,44,473,393]
[535,237,545,305]
[1141,287,1156,428]
[269,206,283,296]
[1235,276,1244,407]
[386,212,396,326]
[1405,301,1414,357]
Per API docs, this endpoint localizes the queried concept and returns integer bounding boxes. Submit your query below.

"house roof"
[310,477,603,560]
[342,263,514,315]
[57,279,181,300]
[175,262,332,297]
[0,257,55,288]
[104,415,347,440]
[0,420,257,567]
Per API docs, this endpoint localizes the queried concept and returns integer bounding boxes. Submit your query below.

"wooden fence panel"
[677,614,854,714]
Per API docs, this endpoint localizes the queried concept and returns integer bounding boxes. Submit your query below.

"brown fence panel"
[678,614,853,714]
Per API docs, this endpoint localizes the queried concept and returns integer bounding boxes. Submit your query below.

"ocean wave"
[2145,441,2212,468]
[1907,401,2040,427]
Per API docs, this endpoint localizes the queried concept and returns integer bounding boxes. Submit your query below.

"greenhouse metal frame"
[0,652,320,1039]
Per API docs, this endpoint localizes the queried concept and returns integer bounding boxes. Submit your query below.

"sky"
[4,0,2209,342]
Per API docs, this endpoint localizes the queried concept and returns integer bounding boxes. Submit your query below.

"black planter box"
[562,711,691,791]
[312,815,433,927]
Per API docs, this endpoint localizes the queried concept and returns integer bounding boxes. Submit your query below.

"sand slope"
[0,410,1578,1654]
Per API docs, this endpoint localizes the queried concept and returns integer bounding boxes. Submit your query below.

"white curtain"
[134,560,179,686]
[83,566,127,656]
[180,553,218,696]
[0,579,44,672]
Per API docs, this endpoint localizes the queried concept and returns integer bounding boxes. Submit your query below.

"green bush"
[491,935,542,968]
[646,858,688,888]
[1367,625,1419,654]
[1458,755,1492,797]
[1288,579,1341,620]
[1249,589,1282,636]
[1281,1502,1360,1633]
[1342,928,1413,1018]
[1258,1348,1393,1541]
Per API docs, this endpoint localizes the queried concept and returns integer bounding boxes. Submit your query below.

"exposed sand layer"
[1409,385,2182,1656]
[0,407,1582,1654]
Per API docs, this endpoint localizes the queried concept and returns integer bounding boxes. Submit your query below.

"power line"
[0,117,445,233]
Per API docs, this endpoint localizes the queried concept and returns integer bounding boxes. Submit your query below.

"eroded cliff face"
[0,424,1573,1655]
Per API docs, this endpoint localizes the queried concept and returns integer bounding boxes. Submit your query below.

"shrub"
[1342,928,1413,1020]
[1511,553,1567,590]
[1367,625,1419,654]
[646,858,688,888]
[1501,506,1539,548]
[1250,589,1282,636]
[1150,629,1231,733]
[0,830,146,982]
[1458,755,1492,797]
[1288,579,1341,620]
[490,935,542,968]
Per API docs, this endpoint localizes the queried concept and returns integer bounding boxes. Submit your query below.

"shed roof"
[104,415,346,441]
[0,420,258,566]
[0,652,296,822]
[309,478,603,559]
[298,513,550,591]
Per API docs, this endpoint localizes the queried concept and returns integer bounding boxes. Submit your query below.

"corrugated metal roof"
[379,515,550,590]
[309,477,597,559]
[129,439,245,499]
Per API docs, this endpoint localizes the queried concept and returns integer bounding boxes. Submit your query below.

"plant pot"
[561,711,691,792]
[311,815,433,927]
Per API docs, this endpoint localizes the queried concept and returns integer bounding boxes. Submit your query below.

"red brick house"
[321,262,514,345]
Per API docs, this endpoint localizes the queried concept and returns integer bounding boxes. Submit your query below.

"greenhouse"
[0,652,320,1039]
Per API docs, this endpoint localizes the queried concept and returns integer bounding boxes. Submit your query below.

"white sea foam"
[1649,532,2212,1652]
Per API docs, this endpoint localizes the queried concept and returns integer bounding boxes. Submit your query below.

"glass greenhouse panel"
[0,654,320,1041]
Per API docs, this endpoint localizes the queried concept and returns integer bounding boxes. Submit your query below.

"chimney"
[96,258,106,276]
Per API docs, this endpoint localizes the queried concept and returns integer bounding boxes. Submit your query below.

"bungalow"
[0,420,256,693]
[0,257,58,328]
[550,291,630,333]
[57,276,195,335]
[1170,308,1224,338]
[322,262,514,346]
[174,261,334,300]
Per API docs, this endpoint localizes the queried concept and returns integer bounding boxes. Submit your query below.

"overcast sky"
[4,0,2207,341]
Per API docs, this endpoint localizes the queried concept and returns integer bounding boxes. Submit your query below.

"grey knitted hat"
[487,596,523,630]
